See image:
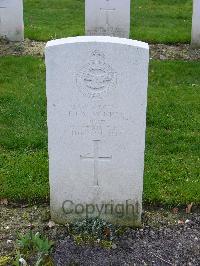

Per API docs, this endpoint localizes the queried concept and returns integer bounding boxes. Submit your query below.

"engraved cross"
[100,0,116,27]
[80,140,112,186]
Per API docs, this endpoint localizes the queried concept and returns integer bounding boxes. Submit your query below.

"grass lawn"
[0,57,199,205]
[24,0,192,43]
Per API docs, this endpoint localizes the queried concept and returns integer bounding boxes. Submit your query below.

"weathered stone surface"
[85,0,131,38]
[0,0,24,41]
[191,0,200,48]
[45,36,149,226]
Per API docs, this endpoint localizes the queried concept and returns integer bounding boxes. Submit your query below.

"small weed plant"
[14,231,54,266]
[70,217,124,248]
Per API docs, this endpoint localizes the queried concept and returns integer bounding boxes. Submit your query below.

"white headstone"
[85,0,131,38]
[191,0,200,48]
[0,0,24,41]
[45,36,149,226]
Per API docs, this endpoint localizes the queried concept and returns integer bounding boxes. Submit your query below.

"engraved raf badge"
[76,50,117,98]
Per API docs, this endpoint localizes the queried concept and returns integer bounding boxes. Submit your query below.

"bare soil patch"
[150,43,200,61]
[0,39,45,57]
[0,204,200,265]
[0,39,200,61]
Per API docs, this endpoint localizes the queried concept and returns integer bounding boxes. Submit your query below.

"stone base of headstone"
[51,200,142,227]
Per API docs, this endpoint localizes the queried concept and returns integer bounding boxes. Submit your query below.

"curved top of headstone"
[46,36,149,50]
